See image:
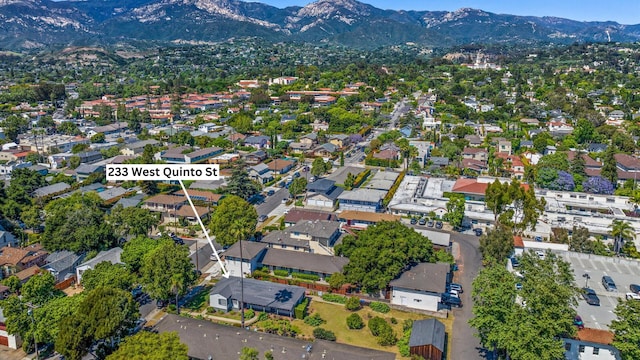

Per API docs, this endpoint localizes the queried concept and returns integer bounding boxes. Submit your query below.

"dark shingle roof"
[261,248,348,275]
[223,241,267,261]
[210,277,305,314]
[409,318,446,351]
[389,262,449,293]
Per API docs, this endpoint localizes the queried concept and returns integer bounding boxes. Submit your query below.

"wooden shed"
[409,318,446,360]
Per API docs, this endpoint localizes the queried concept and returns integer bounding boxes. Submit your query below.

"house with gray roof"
[76,247,123,282]
[338,189,387,213]
[75,164,105,182]
[209,277,306,317]
[389,262,450,312]
[409,318,446,360]
[261,248,348,281]
[248,163,273,184]
[44,251,86,282]
[305,178,343,209]
[223,242,268,278]
[33,182,71,198]
[155,314,395,360]
[0,224,18,249]
[260,220,341,255]
[114,194,144,208]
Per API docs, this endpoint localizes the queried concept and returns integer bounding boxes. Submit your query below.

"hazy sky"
[256,0,640,25]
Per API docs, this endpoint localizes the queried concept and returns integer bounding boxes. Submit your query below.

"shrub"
[274,269,289,277]
[291,272,320,281]
[377,325,397,346]
[294,298,309,320]
[313,328,336,341]
[398,329,412,356]
[369,301,390,313]
[321,294,347,304]
[244,309,255,319]
[368,316,387,337]
[346,313,364,329]
[390,317,397,324]
[258,312,269,321]
[304,313,325,327]
[206,307,216,314]
[345,296,361,311]
[402,319,414,332]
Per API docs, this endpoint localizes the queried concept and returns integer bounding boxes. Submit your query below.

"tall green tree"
[106,331,189,360]
[445,194,465,229]
[121,236,168,273]
[479,225,515,264]
[107,205,159,237]
[610,299,640,360]
[289,177,307,199]
[209,195,257,247]
[33,294,85,347]
[55,287,139,360]
[337,221,433,294]
[609,219,634,255]
[311,157,330,177]
[81,262,135,292]
[226,162,261,200]
[600,146,618,185]
[43,192,115,252]
[21,271,60,306]
[139,241,196,302]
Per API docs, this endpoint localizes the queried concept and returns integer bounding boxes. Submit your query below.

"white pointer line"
[178,179,230,278]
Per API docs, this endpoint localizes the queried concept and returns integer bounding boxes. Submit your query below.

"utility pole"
[239,238,245,329]
[26,303,39,359]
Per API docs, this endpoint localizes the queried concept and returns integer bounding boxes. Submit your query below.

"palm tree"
[609,220,634,255]
[170,274,184,314]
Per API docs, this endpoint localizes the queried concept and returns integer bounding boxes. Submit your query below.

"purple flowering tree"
[550,170,575,191]
[582,176,615,195]
[349,134,364,144]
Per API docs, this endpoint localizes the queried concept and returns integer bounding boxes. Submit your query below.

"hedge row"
[353,168,371,188]
[321,293,347,304]
[369,301,391,313]
[294,298,309,320]
[273,269,289,277]
[292,272,320,281]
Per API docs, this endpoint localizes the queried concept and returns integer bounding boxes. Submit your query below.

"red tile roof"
[513,236,524,248]
[451,179,489,195]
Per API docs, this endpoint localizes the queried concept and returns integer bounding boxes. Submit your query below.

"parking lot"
[559,252,640,330]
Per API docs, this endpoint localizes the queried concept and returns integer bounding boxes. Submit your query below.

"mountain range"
[1,0,639,50]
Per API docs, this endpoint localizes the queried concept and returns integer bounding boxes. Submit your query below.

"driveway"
[449,231,489,360]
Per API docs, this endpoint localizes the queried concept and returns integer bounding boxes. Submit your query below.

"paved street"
[449,231,489,360]
[256,187,289,217]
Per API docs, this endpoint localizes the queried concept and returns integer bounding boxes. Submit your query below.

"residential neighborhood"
[1,11,640,360]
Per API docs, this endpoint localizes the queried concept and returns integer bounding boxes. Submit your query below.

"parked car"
[515,283,523,291]
[601,276,617,292]
[534,236,543,242]
[473,228,483,236]
[435,221,443,229]
[267,189,275,196]
[441,295,462,308]
[156,299,168,308]
[534,250,546,260]
[625,292,640,301]
[629,284,640,294]
[447,283,463,293]
[448,289,460,298]
[574,316,584,329]
[510,257,520,268]
[410,218,418,225]
[258,214,268,222]
[582,288,601,306]
[427,220,434,227]
[418,218,427,226]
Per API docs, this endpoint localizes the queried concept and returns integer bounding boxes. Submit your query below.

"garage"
[306,194,333,208]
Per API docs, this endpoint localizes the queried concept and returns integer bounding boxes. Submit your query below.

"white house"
[76,247,123,283]
[389,262,449,312]
[563,338,621,360]
[222,242,267,278]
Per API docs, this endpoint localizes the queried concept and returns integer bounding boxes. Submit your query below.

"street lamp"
[26,306,38,360]
[582,273,591,288]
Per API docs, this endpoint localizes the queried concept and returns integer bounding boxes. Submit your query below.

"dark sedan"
[630,284,640,294]
[582,288,600,306]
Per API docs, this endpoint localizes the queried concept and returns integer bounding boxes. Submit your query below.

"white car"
[626,292,640,300]
[535,250,545,260]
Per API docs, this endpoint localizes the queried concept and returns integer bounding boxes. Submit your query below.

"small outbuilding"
[409,318,446,360]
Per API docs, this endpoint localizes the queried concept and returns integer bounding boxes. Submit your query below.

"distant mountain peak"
[297,0,372,19]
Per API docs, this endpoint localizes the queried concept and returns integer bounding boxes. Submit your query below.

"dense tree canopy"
[336,221,434,293]
[226,162,261,200]
[42,192,115,252]
[611,299,640,360]
[81,262,135,292]
[479,225,515,265]
[139,241,196,301]
[56,287,139,360]
[107,205,159,238]
[106,331,189,360]
[121,236,168,273]
[209,195,257,247]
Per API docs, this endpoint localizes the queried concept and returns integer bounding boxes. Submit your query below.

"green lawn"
[183,285,212,311]
[291,299,453,358]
